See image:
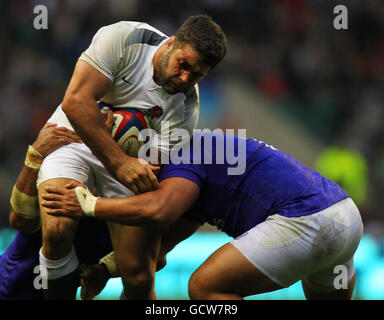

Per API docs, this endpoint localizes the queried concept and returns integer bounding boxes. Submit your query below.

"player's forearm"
[10,164,40,232]
[94,190,168,226]
[9,148,42,233]
[91,179,197,226]
[15,165,40,196]
[11,147,42,211]
[62,94,126,172]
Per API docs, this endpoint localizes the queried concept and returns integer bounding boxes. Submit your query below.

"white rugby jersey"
[51,21,200,153]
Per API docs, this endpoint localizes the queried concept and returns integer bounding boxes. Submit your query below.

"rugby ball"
[110,108,149,157]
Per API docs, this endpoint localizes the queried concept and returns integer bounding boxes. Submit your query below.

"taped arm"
[10,123,81,234]
[9,145,43,234]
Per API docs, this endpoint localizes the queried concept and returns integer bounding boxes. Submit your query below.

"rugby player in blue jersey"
[41,132,364,300]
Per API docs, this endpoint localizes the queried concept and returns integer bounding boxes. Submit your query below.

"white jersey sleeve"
[79,22,139,81]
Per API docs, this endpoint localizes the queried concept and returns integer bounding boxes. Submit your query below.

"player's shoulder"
[95,21,167,47]
[125,21,168,47]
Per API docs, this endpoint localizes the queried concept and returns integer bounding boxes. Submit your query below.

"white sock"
[39,247,79,280]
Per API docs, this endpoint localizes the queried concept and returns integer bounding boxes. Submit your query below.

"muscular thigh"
[37,141,94,233]
[190,243,283,297]
[37,142,96,257]
[38,178,79,229]
[38,178,80,258]
[107,222,162,272]
[37,143,95,190]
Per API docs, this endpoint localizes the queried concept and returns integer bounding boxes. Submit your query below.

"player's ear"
[166,36,176,49]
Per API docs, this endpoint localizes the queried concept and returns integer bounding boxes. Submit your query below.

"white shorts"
[46,104,75,131]
[231,197,363,291]
[37,141,133,198]
[37,105,133,198]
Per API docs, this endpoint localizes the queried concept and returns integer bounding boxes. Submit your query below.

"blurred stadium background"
[0,0,383,299]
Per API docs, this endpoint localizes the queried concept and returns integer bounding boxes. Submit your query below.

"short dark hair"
[174,15,227,69]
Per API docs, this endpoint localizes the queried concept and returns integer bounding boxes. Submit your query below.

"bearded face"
[154,41,210,95]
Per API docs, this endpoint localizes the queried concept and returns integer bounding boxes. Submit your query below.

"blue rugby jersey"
[0,232,43,299]
[159,132,349,238]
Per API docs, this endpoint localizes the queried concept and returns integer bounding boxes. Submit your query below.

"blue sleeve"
[159,164,205,189]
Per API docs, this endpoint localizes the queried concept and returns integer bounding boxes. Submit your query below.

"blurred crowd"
[0,0,383,232]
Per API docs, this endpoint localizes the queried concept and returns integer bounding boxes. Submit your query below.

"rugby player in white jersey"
[36,15,227,299]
